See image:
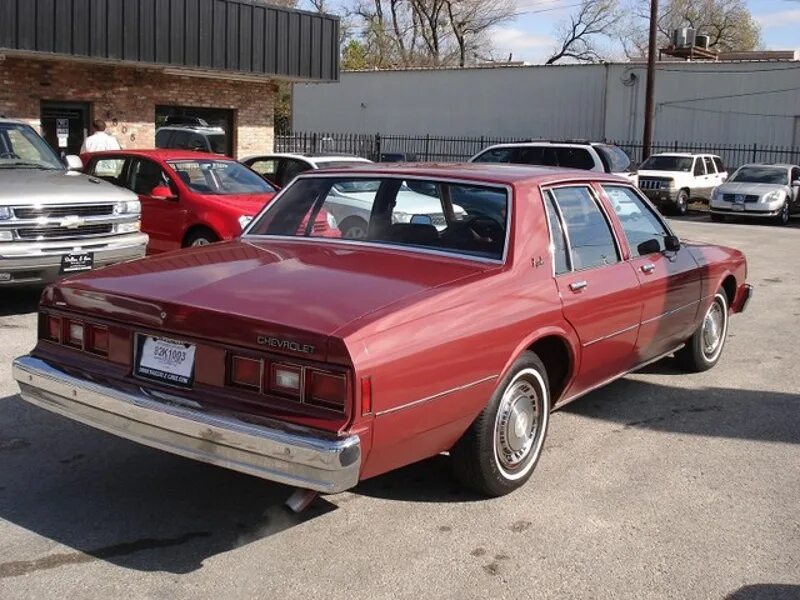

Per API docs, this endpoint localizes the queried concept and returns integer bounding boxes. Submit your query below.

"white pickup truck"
[0,118,147,287]
[637,152,728,215]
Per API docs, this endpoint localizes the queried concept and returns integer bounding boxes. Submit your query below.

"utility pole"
[642,0,659,160]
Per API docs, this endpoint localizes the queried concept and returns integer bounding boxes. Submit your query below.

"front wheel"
[774,201,790,226]
[673,189,689,216]
[676,291,729,372]
[451,352,551,497]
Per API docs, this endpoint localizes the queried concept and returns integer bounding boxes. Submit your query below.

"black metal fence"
[275,132,800,169]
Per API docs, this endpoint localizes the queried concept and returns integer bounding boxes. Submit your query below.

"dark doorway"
[155,105,235,157]
[40,101,90,158]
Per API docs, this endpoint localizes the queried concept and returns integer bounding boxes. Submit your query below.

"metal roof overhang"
[0,0,340,82]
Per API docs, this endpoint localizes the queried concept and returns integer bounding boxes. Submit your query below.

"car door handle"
[641,264,655,274]
[569,280,588,292]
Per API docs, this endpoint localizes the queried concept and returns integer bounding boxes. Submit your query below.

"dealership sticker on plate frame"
[135,335,197,388]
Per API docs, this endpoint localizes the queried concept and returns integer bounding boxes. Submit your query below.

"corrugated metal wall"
[0,0,339,81]
[293,62,800,145]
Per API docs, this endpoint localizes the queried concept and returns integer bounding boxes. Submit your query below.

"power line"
[659,85,800,106]
[660,104,795,119]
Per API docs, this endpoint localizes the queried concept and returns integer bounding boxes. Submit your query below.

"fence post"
[424,134,430,161]
[674,140,678,152]
[752,142,757,163]
[312,132,318,153]
[375,133,382,162]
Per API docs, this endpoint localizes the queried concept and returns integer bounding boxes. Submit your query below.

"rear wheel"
[184,228,219,247]
[676,291,729,372]
[451,352,550,497]
[674,189,689,216]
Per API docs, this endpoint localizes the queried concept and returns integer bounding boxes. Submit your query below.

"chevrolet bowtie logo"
[60,216,85,229]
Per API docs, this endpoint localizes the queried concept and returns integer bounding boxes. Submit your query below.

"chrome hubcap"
[495,378,539,471]
[191,238,211,247]
[702,301,724,357]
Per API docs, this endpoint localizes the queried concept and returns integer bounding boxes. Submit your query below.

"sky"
[490,0,800,64]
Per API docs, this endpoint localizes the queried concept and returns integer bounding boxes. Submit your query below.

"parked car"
[82,149,280,252]
[709,163,800,225]
[470,141,636,182]
[0,118,146,287]
[242,153,456,238]
[637,152,728,215]
[155,125,228,155]
[374,152,417,162]
[13,164,752,499]
[241,153,372,188]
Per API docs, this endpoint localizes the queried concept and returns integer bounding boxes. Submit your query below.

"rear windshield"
[639,156,693,172]
[472,145,597,171]
[245,177,509,261]
[730,166,788,185]
[594,144,631,173]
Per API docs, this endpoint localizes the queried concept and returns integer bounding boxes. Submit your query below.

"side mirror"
[150,185,177,201]
[665,235,681,252]
[792,180,800,187]
[637,239,661,255]
[64,155,83,171]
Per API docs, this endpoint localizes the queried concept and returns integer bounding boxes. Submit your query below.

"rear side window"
[549,186,619,270]
[554,147,595,170]
[713,156,725,173]
[703,156,716,174]
[91,158,127,185]
[155,130,171,148]
[693,158,705,176]
[248,158,278,179]
[518,146,558,166]
[472,147,517,163]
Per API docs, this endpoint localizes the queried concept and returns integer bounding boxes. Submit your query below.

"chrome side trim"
[583,322,640,347]
[12,356,361,493]
[641,299,700,325]
[375,375,499,417]
[559,344,685,406]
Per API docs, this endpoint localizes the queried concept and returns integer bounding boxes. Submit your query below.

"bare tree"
[444,0,516,67]
[620,0,761,57]
[545,0,620,65]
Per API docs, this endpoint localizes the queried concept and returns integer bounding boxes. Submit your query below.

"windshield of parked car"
[245,176,509,261]
[207,134,227,155]
[0,123,64,170]
[639,156,693,172]
[167,160,276,195]
[729,166,788,185]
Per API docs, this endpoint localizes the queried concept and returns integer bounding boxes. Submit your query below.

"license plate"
[135,335,197,388]
[732,204,745,212]
[60,252,94,274]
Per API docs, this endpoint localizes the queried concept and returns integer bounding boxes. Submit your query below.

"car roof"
[242,153,371,162]
[156,125,225,134]
[482,141,600,150]
[737,163,794,169]
[648,152,717,158]
[83,149,227,161]
[293,162,630,186]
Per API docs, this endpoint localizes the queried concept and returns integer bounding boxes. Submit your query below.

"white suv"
[241,153,372,188]
[469,141,636,181]
[637,153,728,215]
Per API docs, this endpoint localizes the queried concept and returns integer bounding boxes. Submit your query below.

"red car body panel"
[32,164,750,484]
[81,149,276,253]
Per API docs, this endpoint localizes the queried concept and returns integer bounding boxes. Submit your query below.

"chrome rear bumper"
[12,356,361,493]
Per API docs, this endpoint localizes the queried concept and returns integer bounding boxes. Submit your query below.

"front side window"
[130,159,169,196]
[245,177,509,261]
[0,123,63,170]
[603,186,669,257]
[168,160,275,195]
[549,186,619,270]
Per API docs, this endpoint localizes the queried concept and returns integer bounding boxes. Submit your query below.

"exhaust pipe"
[285,488,318,513]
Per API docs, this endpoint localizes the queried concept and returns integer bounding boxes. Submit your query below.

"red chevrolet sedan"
[81,150,278,252]
[13,164,752,498]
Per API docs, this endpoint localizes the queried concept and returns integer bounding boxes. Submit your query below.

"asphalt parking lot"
[0,216,798,600]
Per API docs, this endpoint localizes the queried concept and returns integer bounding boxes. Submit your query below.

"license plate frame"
[60,252,94,274]
[731,204,745,212]
[134,334,197,389]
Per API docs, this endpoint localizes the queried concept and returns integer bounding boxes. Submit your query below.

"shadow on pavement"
[725,584,800,600]
[0,395,335,577]
[0,288,42,317]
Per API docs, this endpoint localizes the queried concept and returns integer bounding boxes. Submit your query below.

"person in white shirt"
[81,119,121,153]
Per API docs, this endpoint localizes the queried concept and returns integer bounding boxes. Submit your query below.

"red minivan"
[82,150,280,253]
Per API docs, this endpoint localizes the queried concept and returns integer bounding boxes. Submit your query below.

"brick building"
[0,0,339,158]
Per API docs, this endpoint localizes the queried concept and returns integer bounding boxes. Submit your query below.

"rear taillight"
[307,370,347,411]
[89,326,109,355]
[230,355,262,390]
[46,315,62,342]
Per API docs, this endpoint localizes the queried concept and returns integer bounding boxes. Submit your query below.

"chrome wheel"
[191,237,211,247]
[779,202,790,225]
[701,294,728,361]
[492,369,548,480]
